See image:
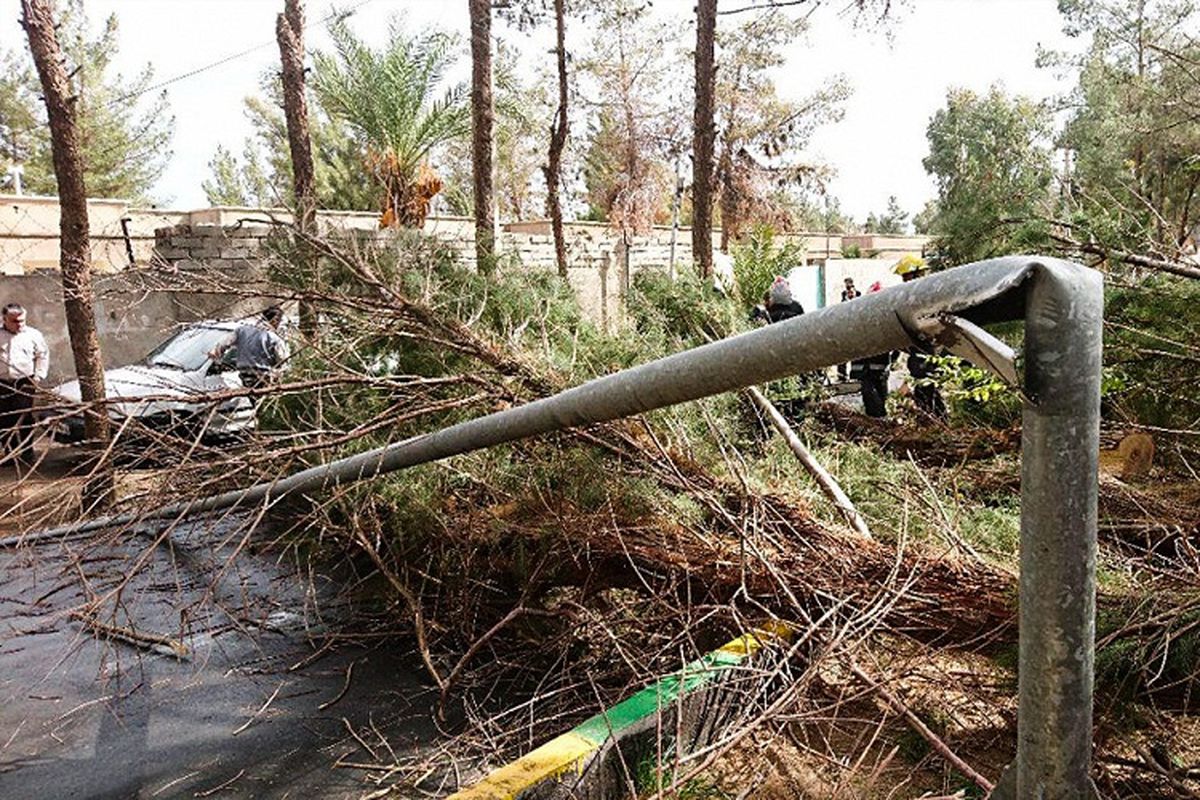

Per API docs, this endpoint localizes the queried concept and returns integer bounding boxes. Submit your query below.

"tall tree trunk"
[692,0,717,279]
[276,0,318,336]
[469,0,496,274]
[21,0,113,509]
[545,0,570,280]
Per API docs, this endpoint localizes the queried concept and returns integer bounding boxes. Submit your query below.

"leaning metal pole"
[11,257,1103,795]
[995,261,1104,799]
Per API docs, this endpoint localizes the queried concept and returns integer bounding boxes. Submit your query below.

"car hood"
[52,364,207,403]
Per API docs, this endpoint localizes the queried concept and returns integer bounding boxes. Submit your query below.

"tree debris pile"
[5,232,1200,798]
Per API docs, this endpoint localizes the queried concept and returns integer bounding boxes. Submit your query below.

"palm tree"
[313,18,470,228]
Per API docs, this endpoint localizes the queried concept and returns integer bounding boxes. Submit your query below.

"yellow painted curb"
[448,732,595,800]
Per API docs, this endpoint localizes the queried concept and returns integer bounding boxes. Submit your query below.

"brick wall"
[150,220,712,328]
[148,218,929,329]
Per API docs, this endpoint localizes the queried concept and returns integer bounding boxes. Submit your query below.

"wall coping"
[0,193,133,207]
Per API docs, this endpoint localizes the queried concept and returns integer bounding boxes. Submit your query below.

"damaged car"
[49,320,257,444]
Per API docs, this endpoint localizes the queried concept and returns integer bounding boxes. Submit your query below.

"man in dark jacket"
[765,276,804,323]
[894,256,947,418]
[851,282,893,418]
[907,348,947,418]
[837,277,862,379]
[210,306,290,394]
[852,351,893,418]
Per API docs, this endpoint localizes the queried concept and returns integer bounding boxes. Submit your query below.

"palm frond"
[312,15,468,181]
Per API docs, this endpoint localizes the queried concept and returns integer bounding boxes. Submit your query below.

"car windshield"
[144,325,232,371]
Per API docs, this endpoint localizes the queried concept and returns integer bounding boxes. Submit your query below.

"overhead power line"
[107,0,375,108]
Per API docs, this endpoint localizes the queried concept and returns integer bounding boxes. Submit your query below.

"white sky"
[0,0,1079,223]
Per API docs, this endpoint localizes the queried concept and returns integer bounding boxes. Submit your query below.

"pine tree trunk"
[21,0,112,509]
[693,0,717,279]
[545,0,570,280]
[469,0,496,274]
[277,0,319,336]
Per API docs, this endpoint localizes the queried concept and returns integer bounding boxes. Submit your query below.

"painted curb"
[448,623,792,800]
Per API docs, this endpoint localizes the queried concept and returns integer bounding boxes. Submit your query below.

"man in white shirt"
[0,303,49,466]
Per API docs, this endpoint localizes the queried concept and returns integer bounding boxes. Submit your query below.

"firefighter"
[850,282,893,418]
[894,255,947,419]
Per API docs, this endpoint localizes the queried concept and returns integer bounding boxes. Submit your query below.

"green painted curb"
[449,623,790,800]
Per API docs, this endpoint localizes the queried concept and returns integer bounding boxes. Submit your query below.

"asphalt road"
[0,513,447,799]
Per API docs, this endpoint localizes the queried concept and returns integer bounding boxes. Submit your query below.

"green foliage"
[259,232,747,628]
[626,269,742,352]
[911,199,938,235]
[439,39,552,220]
[634,751,729,799]
[1052,0,1200,260]
[863,194,910,235]
[755,430,1021,566]
[922,86,1053,266]
[1,0,173,201]
[580,107,674,229]
[576,0,681,234]
[714,11,851,238]
[201,84,378,211]
[959,501,1021,559]
[289,15,473,223]
[201,145,255,206]
[313,17,469,179]
[1094,599,1200,710]
[1104,274,1200,430]
[730,225,806,308]
[925,354,1022,428]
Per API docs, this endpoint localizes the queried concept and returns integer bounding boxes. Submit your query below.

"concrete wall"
[149,219,703,331]
[840,233,927,260]
[0,196,928,380]
[0,195,188,275]
[0,195,477,274]
[0,196,898,278]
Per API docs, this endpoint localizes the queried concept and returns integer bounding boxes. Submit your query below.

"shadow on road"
[0,509,446,799]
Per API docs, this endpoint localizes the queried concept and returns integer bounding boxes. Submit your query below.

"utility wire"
[107,0,375,108]
[107,42,276,107]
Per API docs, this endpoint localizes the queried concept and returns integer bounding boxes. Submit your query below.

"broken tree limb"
[747,387,873,540]
[70,610,189,660]
[848,660,995,795]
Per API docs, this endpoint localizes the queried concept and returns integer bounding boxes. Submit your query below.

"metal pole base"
[990,763,1100,799]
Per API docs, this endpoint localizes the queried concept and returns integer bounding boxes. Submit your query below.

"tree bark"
[469,0,496,273]
[545,0,570,280]
[21,0,112,508]
[693,0,717,279]
[276,0,319,336]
